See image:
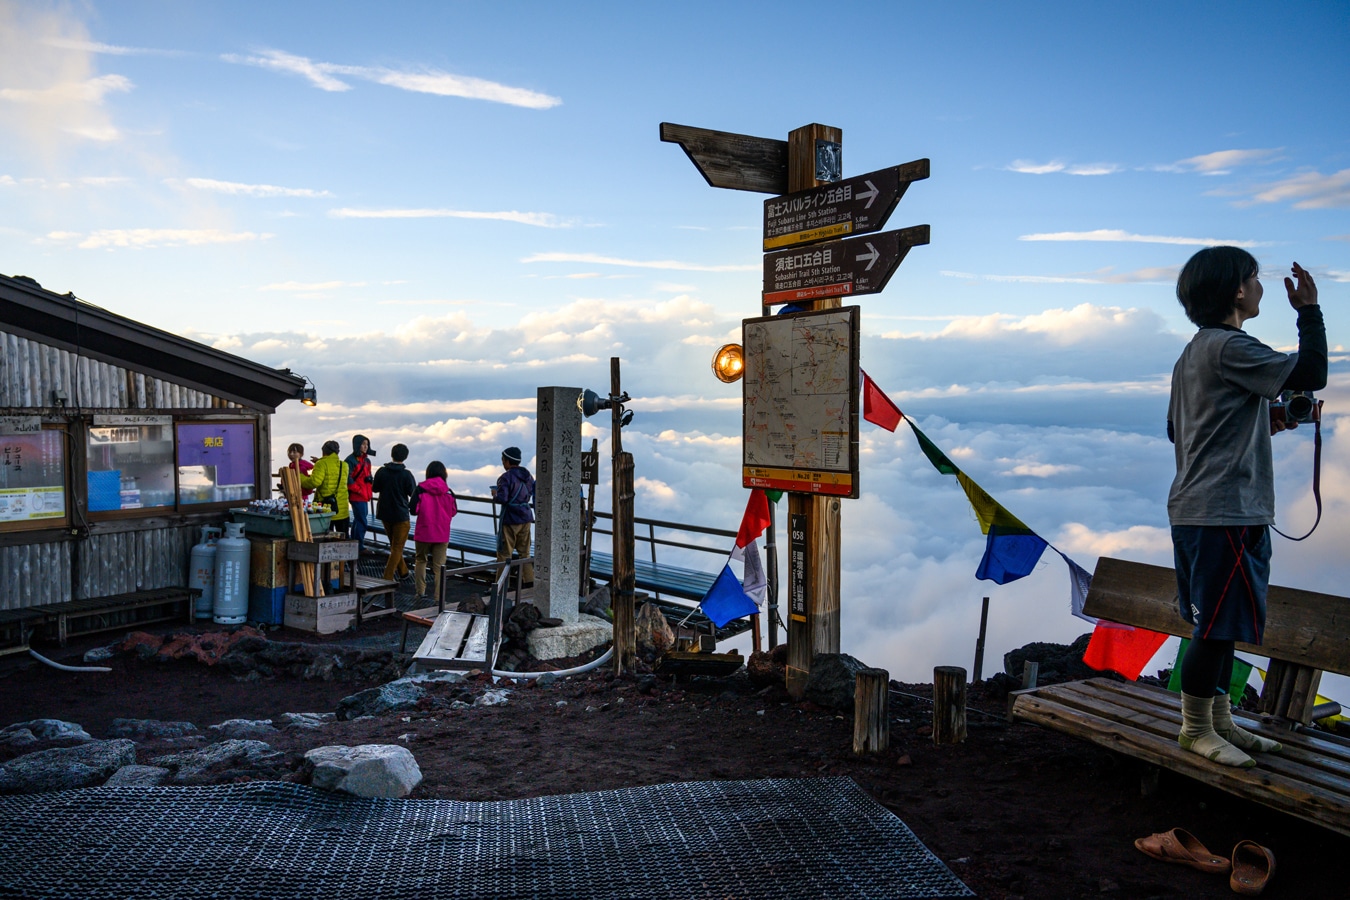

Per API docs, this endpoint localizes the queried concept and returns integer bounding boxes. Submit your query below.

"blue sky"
[3,1,1348,685]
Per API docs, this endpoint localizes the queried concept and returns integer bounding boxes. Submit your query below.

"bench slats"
[1013,678,1350,837]
[1055,680,1350,787]
[1083,558,1350,675]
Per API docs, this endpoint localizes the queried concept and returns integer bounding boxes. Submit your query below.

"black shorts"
[1172,524,1270,644]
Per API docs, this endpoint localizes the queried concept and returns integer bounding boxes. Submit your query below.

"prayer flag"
[907,419,959,475]
[955,472,1029,534]
[1055,550,1096,624]
[698,564,760,628]
[1166,639,1252,705]
[731,489,772,561]
[1082,619,1168,680]
[976,525,1049,584]
[861,369,903,431]
[741,538,768,607]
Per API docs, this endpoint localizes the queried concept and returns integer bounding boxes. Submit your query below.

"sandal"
[1230,841,1275,895]
[1133,828,1230,875]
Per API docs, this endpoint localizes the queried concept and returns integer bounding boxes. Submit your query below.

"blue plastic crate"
[87,470,122,512]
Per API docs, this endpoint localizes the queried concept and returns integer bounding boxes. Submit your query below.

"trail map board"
[742,306,860,498]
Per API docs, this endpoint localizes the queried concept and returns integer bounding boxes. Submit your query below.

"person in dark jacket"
[373,443,417,582]
[345,434,375,555]
[492,446,535,585]
[410,461,457,602]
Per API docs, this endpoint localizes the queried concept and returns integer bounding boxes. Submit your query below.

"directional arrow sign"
[763,159,930,250]
[762,225,930,306]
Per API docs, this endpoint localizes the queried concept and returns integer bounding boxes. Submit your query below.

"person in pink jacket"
[410,460,457,602]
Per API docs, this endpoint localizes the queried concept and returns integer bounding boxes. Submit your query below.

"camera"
[1276,390,1319,425]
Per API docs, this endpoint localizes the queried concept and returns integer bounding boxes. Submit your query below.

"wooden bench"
[33,587,196,646]
[352,573,399,624]
[1011,556,1350,838]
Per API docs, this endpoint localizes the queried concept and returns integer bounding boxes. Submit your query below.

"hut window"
[86,424,176,512]
[175,422,256,506]
[0,427,68,531]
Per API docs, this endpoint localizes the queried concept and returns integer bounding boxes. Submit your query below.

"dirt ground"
[1,616,1346,900]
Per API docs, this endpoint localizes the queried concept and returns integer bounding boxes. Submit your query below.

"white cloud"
[260,280,367,292]
[1175,148,1280,174]
[223,48,561,109]
[44,37,182,57]
[1006,462,1082,477]
[1007,159,1065,174]
[0,5,133,151]
[1248,169,1350,210]
[1056,522,1172,558]
[46,228,274,249]
[330,208,568,227]
[1019,229,1263,248]
[1006,159,1119,176]
[521,251,758,273]
[941,266,1178,285]
[177,178,332,199]
[1328,271,1350,283]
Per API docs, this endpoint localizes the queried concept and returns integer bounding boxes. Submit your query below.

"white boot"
[1179,692,1255,768]
[1212,694,1282,753]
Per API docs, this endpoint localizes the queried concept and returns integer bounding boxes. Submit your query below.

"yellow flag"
[956,472,1030,535]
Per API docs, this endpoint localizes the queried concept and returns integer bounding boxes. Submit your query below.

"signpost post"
[662,120,928,698]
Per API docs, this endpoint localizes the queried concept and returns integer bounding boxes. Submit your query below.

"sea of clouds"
[201,296,1350,690]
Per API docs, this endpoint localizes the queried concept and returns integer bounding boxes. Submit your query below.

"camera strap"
[1272,400,1323,541]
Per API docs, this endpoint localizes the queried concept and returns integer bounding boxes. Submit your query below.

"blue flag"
[698,564,759,628]
[976,525,1049,585]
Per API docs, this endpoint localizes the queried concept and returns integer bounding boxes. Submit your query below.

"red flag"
[861,369,903,431]
[732,489,772,556]
[1082,619,1169,680]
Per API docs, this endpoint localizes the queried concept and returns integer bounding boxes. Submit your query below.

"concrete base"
[526,614,612,661]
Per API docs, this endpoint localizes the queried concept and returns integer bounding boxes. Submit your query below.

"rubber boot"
[1179,692,1255,768]
[1213,693,1282,754]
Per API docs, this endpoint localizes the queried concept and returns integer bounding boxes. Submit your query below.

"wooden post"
[972,596,990,682]
[783,123,843,699]
[853,667,890,755]
[610,357,637,674]
[612,451,636,673]
[766,495,780,649]
[932,665,968,745]
[1021,660,1039,690]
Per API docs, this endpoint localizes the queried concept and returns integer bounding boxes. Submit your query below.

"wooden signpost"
[662,120,928,697]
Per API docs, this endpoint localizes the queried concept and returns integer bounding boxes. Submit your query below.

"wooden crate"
[249,536,291,589]
[283,592,357,634]
[288,539,358,564]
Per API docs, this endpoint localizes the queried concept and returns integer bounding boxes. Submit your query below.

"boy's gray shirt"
[1167,327,1297,526]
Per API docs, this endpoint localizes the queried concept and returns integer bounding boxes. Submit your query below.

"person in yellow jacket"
[301,440,351,536]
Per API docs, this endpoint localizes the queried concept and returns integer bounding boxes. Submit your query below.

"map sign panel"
[762,159,929,251]
[742,307,859,497]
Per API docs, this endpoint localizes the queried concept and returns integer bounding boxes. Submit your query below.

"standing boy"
[493,446,535,586]
[373,443,417,582]
[1168,248,1324,768]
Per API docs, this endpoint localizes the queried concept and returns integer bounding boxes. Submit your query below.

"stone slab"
[525,614,612,661]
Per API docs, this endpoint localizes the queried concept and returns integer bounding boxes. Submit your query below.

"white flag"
[740,538,768,607]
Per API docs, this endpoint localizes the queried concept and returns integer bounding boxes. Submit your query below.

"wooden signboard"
[763,160,930,250]
[763,225,930,307]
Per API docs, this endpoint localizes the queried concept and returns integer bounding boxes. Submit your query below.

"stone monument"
[534,386,583,623]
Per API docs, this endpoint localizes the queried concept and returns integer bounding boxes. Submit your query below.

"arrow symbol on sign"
[857,180,880,209]
[857,242,880,271]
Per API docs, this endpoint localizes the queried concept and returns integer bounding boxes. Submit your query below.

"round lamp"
[711,343,745,383]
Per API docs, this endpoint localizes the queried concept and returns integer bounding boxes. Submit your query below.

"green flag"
[907,419,959,475]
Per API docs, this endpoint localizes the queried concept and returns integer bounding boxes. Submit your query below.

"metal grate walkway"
[0,777,972,899]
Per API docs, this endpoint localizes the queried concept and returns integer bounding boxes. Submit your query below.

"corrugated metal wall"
[0,329,239,410]
[0,542,72,610]
[1,329,248,611]
[76,526,199,600]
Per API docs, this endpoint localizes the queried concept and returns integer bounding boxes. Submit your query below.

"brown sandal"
[1230,841,1275,895]
[1133,828,1230,875]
